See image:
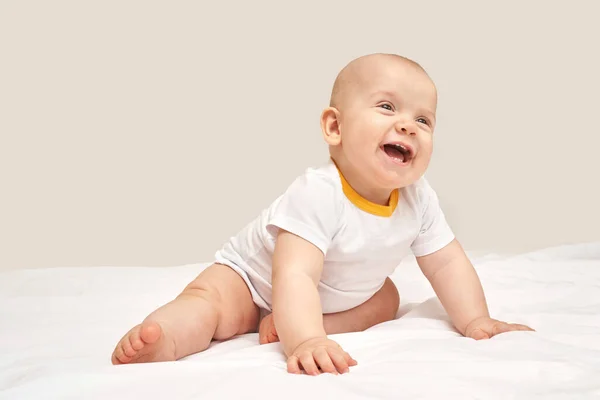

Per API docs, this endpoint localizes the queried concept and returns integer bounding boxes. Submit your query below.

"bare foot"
[111,321,176,364]
[258,313,279,344]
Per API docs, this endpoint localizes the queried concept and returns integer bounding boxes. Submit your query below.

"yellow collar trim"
[333,163,399,217]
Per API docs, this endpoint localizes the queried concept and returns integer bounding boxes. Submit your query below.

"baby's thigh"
[186,263,260,340]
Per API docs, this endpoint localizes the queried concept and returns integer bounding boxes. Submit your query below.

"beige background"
[1,1,598,270]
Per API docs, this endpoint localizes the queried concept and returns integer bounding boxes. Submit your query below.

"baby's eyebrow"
[420,109,436,121]
[370,90,397,100]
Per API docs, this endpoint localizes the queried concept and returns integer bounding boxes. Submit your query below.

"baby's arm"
[417,239,533,338]
[272,229,356,375]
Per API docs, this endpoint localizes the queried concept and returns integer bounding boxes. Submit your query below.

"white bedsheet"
[1,242,599,399]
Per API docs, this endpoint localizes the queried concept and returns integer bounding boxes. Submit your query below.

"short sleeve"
[266,171,342,256]
[410,178,455,257]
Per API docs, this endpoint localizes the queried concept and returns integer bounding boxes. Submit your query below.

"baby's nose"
[395,121,417,136]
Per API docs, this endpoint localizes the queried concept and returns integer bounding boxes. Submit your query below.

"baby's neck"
[330,156,394,206]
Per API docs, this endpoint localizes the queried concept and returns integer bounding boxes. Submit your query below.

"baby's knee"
[177,264,260,337]
[178,281,222,316]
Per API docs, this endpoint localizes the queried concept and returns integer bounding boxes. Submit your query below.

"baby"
[111,53,533,375]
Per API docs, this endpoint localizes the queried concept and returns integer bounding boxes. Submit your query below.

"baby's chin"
[376,170,421,190]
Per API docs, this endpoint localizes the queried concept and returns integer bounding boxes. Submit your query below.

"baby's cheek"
[352,132,375,151]
[415,150,433,171]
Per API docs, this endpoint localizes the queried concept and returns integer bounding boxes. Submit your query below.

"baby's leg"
[259,278,399,344]
[112,264,259,364]
[323,277,400,334]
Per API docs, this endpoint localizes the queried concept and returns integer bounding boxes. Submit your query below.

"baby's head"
[321,53,438,204]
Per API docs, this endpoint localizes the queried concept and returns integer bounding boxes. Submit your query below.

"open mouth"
[381,143,414,164]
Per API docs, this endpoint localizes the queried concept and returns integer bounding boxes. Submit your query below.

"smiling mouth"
[381,143,414,164]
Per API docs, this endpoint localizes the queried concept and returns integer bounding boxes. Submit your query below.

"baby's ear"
[320,107,342,146]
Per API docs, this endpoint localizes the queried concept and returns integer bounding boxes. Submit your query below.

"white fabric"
[1,242,599,399]
[215,159,454,313]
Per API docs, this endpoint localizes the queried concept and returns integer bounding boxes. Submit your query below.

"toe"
[122,337,137,357]
[114,343,133,364]
[140,321,162,344]
[130,328,145,351]
[266,331,279,344]
[258,332,267,345]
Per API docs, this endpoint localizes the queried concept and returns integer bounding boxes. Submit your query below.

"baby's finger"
[491,321,513,336]
[299,353,320,376]
[287,355,302,374]
[344,351,358,366]
[512,324,535,332]
[326,348,350,373]
[314,348,337,374]
[469,328,490,340]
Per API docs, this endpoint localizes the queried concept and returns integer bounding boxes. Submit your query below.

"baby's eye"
[378,103,394,111]
[416,117,430,126]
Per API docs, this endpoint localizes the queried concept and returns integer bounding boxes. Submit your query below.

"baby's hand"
[465,316,534,340]
[287,337,357,375]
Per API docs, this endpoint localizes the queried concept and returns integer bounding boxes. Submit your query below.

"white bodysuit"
[214,159,455,314]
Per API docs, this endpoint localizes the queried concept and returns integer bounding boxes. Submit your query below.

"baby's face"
[335,58,437,192]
